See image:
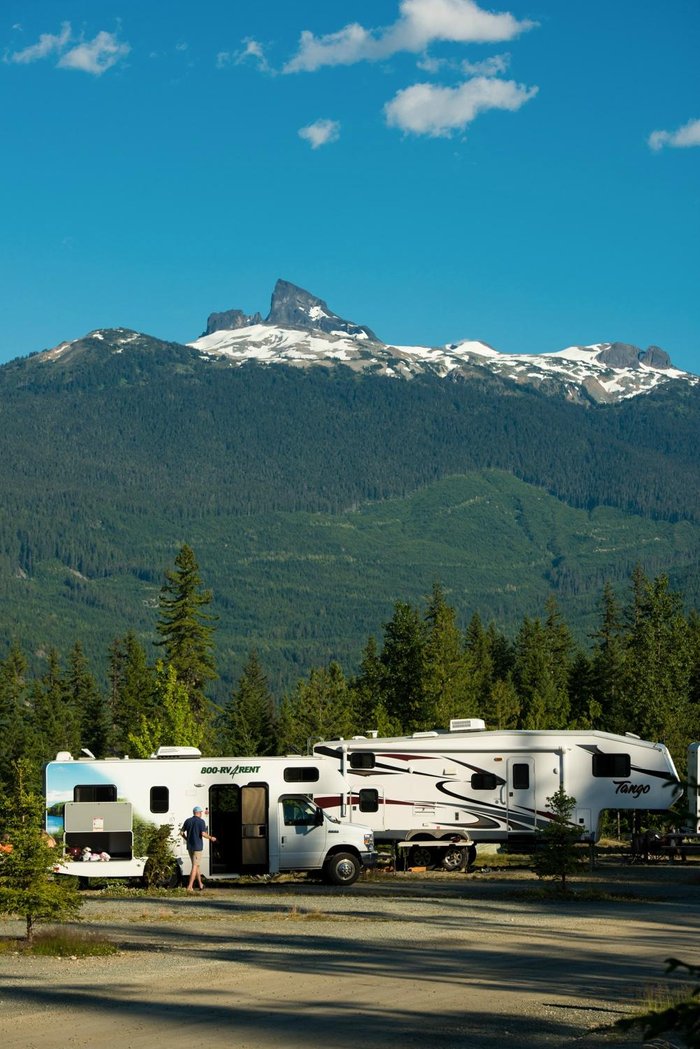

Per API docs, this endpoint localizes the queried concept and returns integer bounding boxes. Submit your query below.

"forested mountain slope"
[1,326,699,691]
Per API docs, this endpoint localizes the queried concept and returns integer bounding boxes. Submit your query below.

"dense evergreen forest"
[2,340,700,690]
[2,547,698,803]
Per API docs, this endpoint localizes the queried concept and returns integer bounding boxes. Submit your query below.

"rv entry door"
[506,758,536,833]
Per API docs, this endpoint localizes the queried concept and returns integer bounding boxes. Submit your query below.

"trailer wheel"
[441,845,466,871]
[323,852,361,886]
[409,845,435,869]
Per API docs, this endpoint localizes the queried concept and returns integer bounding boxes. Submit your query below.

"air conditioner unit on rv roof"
[449,719,486,732]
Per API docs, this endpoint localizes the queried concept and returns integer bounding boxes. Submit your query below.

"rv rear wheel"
[441,845,466,871]
[410,845,435,869]
[323,852,361,886]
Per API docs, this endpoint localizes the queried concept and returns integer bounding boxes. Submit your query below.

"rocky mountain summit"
[190,279,695,405]
[32,278,697,406]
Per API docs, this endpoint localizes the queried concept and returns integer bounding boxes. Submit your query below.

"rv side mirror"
[315,807,324,826]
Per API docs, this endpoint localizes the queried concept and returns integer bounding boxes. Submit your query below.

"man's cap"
[193,805,203,813]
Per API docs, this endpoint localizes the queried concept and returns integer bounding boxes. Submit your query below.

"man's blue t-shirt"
[182,815,207,851]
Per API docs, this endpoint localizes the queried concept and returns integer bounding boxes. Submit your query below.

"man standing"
[181,805,217,892]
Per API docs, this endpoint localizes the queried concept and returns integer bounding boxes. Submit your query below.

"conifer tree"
[619,572,696,758]
[350,635,387,733]
[484,675,521,729]
[533,787,585,891]
[127,662,206,758]
[276,663,354,755]
[590,582,627,732]
[219,650,276,756]
[0,760,81,943]
[423,583,475,728]
[156,543,217,728]
[66,642,111,757]
[0,644,31,793]
[380,601,427,732]
[30,650,80,764]
[464,612,495,716]
[109,633,156,753]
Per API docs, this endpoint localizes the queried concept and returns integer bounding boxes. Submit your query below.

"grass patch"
[285,905,335,921]
[0,927,118,957]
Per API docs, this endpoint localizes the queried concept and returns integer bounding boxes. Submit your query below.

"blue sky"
[1,1,698,372]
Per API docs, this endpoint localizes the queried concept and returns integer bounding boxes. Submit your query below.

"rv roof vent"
[352,735,367,741]
[153,746,202,759]
[55,751,73,762]
[449,718,486,732]
[412,731,439,738]
[624,732,641,740]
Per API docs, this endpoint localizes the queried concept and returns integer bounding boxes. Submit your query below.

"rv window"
[282,798,319,826]
[471,773,500,791]
[358,789,379,813]
[150,786,169,813]
[73,784,117,802]
[350,752,375,770]
[283,767,320,783]
[512,764,530,790]
[592,753,631,777]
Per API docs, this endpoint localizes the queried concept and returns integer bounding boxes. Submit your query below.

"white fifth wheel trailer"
[45,749,376,886]
[313,720,682,869]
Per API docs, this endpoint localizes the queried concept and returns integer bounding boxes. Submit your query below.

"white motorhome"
[314,720,682,868]
[45,749,376,886]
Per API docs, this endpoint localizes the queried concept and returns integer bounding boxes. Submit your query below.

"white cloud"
[231,38,272,73]
[285,0,534,72]
[384,76,537,136]
[6,23,129,75]
[58,31,130,75]
[7,22,71,64]
[298,118,341,149]
[461,52,510,76]
[648,118,700,152]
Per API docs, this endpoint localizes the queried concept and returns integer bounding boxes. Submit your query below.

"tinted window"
[471,773,500,791]
[74,784,117,802]
[150,786,169,813]
[350,752,375,769]
[512,764,530,790]
[593,753,631,777]
[283,767,320,783]
[358,789,379,813]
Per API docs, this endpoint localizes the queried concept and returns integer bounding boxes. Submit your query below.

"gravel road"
[1,862,697,1049]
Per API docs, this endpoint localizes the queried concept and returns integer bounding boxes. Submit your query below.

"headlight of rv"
[364,832,374,850]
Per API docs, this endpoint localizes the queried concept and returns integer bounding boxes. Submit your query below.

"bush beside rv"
[45,750,376,887]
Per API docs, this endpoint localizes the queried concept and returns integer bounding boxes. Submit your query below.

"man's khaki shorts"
[188,850,203,865]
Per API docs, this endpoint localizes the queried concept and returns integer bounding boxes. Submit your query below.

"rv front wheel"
[324,852,361,886]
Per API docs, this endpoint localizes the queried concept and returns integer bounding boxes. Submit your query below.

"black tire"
[323,852,361,886]
[466,843,477,868]
[410,845,436,869]
[441,845,466,871]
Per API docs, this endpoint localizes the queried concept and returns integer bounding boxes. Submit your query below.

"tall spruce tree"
[276,663,354,755]
[156,543,217,730]
[219,650,276,756]
[30,650,80,765]
[66,642,112,757]
[380,601,427,732]
[423,584,475,729]
[109,633,156,753]
[589,582,627,733]
[0,644,31,793]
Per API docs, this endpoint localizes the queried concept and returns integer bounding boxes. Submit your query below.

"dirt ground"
[0,860,698,1049]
